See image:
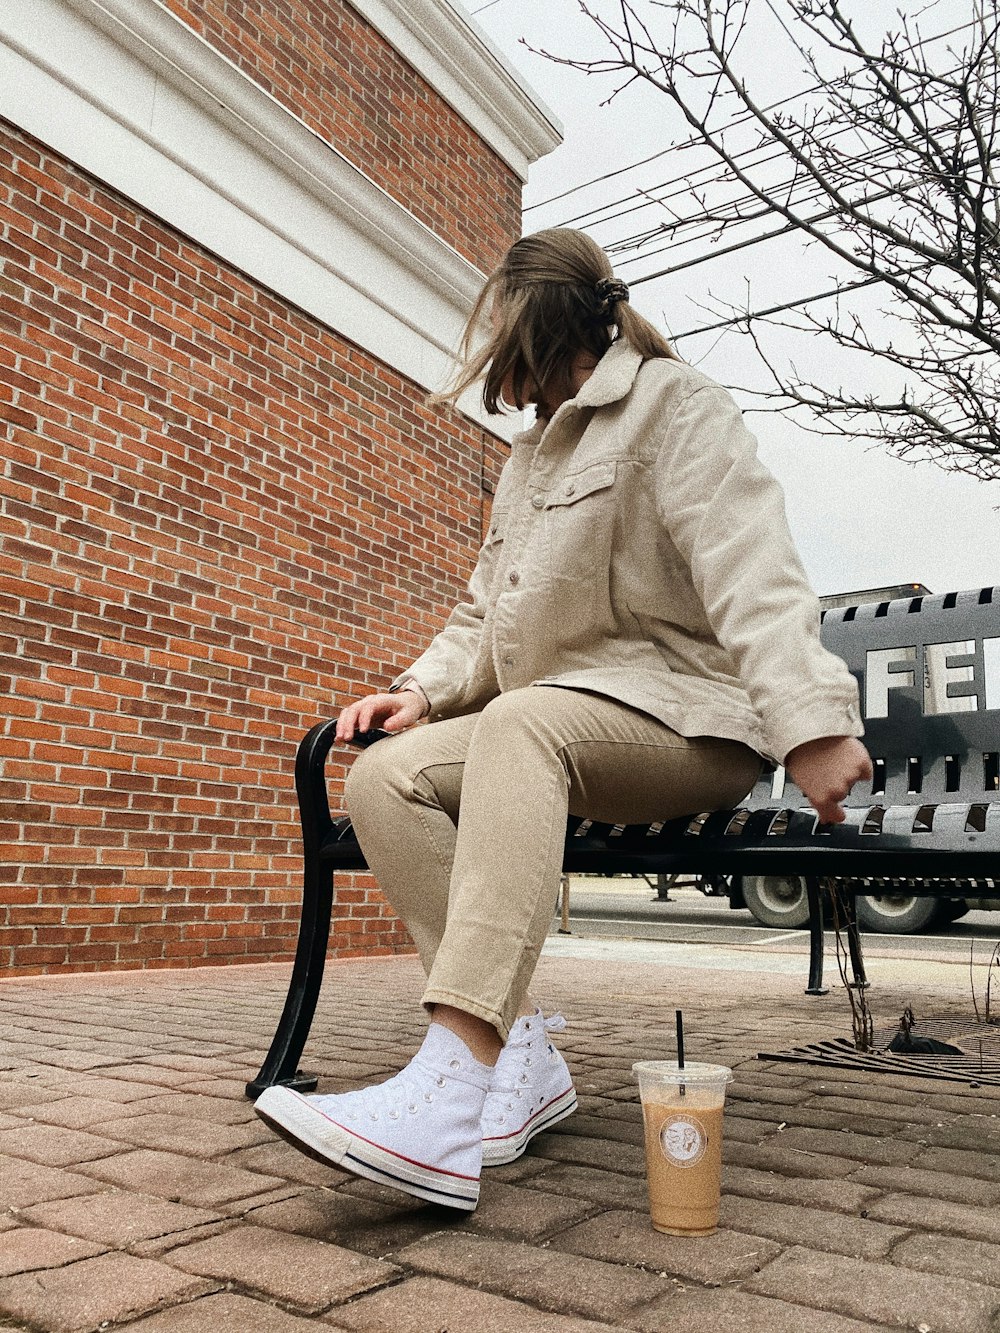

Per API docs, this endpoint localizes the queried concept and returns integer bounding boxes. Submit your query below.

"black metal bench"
[246,584,1000,1097]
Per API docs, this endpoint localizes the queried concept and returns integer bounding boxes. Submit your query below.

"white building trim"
[0,0,559,429]
[350,0,562,181]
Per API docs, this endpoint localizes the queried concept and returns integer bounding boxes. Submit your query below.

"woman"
[255,228,872,1210]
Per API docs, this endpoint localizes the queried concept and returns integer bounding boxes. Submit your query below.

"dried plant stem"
[986,943,1000,1024]
[971,941,982,1023]
[829,879,874,1053]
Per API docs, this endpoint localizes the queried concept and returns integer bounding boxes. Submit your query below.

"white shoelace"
[485,1013,567,1121]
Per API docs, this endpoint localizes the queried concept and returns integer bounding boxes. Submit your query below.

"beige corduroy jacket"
[392,339,863,764]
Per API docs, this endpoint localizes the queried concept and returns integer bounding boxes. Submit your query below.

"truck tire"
[935,899,970,923]
[855,892,938,934]
[741,875,810,929]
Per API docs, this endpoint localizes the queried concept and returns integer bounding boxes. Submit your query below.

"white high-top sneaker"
[481,1009,577,1166]
[254,1024,491,1211]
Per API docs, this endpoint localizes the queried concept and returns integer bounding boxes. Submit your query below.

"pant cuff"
[422,987,511,1043]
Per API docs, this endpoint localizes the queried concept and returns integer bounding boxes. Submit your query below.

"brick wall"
[0,117,511,975]
[160,0,521,272]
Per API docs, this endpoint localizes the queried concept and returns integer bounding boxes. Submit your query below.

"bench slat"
[317,803,1000,881]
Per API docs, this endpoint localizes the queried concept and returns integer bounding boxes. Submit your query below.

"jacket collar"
[573,337,644,408]
[510,338,645,450]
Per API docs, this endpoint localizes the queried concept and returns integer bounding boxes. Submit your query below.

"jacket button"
[531,494,544,509]
[509,570,520,585]
[565,484,575,496]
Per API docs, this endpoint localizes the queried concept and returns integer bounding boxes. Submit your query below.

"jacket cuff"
[764,688,864,766]
[388,674,431,717]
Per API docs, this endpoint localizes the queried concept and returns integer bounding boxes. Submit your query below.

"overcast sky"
[458,0,998,600]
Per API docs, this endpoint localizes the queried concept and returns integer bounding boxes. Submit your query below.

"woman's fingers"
[381,692,427,731]
[356,698,380,734]
[814,794,847,824]
[785,735,874,825]
[334,702,359,743]
[336,697,380,743]
[338,697,383,742]
[336,692,425,743]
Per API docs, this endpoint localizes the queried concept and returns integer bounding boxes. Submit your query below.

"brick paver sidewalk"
[2,950,1000,1331]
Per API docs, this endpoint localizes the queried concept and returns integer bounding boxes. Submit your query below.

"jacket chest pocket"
[482,507,510,597]
[486,507,509,545]
[544,460,617,510]
[543,459,619,606]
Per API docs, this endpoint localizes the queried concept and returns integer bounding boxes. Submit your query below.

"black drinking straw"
[676,1009,686,1097]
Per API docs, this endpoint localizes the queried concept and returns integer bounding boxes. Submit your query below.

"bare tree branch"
[535,0,1000,475]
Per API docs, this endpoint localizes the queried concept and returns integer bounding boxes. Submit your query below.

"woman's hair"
[434,227,677,415]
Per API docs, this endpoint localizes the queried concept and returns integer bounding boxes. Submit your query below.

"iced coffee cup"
[632,1060,733,1236]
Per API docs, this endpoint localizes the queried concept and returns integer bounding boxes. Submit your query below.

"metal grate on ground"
[759,1017,1000,1087]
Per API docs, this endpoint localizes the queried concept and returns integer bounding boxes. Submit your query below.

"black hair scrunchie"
[593,277,630,318]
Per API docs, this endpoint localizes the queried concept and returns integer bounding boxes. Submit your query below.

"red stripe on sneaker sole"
[482,1087,577,1165]
[483,1085,576,1145]
[307,1100,479,1182]
[254,1087,481,1207]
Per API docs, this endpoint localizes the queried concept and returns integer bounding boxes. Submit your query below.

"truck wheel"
[855,893,938,934]
[742,875,810,929]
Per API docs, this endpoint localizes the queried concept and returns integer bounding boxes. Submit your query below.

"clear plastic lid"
[631,1060,733,1085]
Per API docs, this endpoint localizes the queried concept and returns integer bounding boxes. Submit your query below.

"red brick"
[0,9,514,975]
[163,1224,397,1312]
[0,1226,105,1276]
[744,1245,1000,1333]
[0,1252,214,1331]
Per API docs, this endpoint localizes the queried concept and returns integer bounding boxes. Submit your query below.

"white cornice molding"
[0,0,529,435]
[349,0,562,181]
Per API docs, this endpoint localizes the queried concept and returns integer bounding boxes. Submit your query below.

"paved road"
[540,876,1000,1082]
[548,878,1000,984]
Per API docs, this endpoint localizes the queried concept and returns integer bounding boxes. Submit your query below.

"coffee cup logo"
[659,1113,707,1167]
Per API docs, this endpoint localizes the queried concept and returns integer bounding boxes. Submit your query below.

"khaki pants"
[344,686,762,1040]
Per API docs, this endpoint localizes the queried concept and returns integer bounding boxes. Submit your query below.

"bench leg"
[245,856,333,1098]
[805,875,828,996]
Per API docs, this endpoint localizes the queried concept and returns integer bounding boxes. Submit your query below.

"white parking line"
[567,918,804,946]
[542,934,811,975]
[568,916,742,931]
[569,915,790,937]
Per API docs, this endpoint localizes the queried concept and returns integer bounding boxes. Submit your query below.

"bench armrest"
[294,722,391,850]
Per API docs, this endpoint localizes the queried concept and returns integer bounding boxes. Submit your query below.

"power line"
[608,157,907,270]
[607,173,907,290]
[558,46,973,242]
[529,14,977,226]
[582,134,910,281]
[516,10,988,344]
[669,272,901,340]
[555,138,797,233]
[592,139,880,252]
[548,19,986,294]
[530,115,821,222]
[548,13,977,222]
[552,112,905,247]
[670,275,880,340]
[524,75,837,215]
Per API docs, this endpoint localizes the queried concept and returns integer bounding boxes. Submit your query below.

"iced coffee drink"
[632,1061,732,1236]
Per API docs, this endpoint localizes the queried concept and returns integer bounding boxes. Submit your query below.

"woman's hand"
[785,736,874,825]
[335,688,428,745]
